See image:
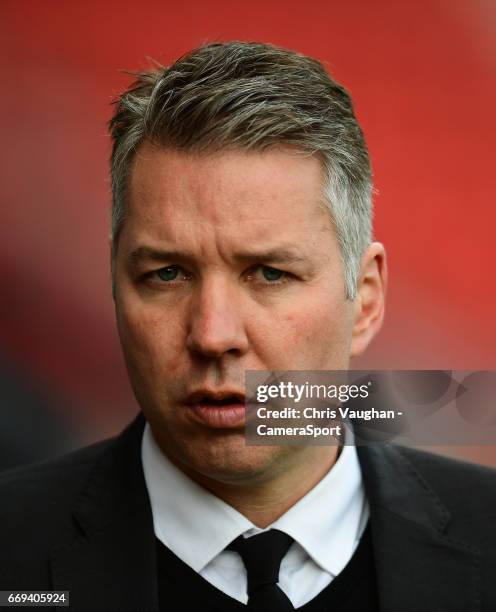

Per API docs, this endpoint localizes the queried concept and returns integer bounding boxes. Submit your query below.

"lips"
[185,390,246,428]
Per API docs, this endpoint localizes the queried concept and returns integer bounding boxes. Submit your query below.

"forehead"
[125,143,334,248]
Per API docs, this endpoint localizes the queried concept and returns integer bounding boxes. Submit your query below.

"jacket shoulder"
[0,438,114,544]
[0,438,119,588]
[0,437,113,497]
[0,415,146,590]
[394,445,496,519]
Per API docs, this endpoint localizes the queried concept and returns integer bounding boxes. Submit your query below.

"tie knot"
[227,529,293,596]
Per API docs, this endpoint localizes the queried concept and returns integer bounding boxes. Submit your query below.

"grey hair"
[109,41,372,299]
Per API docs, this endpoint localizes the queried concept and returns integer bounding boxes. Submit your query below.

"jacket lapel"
[357,444,481,612]
[50,414,159,612]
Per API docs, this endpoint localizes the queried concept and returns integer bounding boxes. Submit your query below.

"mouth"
[185,391,246,429]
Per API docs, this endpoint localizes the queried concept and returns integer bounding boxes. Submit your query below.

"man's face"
[114,143,360,484]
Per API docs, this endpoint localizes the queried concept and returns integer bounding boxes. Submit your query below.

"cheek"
[271,299,353,366]
[117,302,184,377]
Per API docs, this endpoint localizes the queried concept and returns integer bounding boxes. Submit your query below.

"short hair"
[109,41,372,299]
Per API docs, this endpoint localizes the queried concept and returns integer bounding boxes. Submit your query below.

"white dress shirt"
[141,423,369,608]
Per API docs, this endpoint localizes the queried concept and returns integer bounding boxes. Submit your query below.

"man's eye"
[155,266,182,282]
[257,266,287,283]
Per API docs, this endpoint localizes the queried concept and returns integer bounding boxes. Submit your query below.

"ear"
[350,242,387,358]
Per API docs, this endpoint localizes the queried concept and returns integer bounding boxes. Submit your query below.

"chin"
[146,409,295,485]
[177,437,288,486]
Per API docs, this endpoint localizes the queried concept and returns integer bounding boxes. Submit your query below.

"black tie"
[227,529,295,611]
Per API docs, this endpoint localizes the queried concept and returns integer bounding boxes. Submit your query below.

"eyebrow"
[235,248,308,265]
[128,247,188,267]
[127,246,308,267]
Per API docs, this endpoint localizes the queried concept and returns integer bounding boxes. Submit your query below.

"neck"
[176,445,339,528]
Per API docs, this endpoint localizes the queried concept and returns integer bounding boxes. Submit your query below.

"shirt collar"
[268,426,367,575]
[142,422,367,576]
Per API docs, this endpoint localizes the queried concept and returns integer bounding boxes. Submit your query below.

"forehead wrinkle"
[124,145,336,271]
[126,239,319,274]
[124,195,334,265]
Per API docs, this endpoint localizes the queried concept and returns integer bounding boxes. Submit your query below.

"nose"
[186,277,250,359]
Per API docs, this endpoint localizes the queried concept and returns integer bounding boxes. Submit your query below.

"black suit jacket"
[0,413,495,611]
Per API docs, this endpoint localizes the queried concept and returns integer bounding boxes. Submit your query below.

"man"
[0,41,495,611]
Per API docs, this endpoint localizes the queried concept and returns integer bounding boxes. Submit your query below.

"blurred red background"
[1,0,495,466]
